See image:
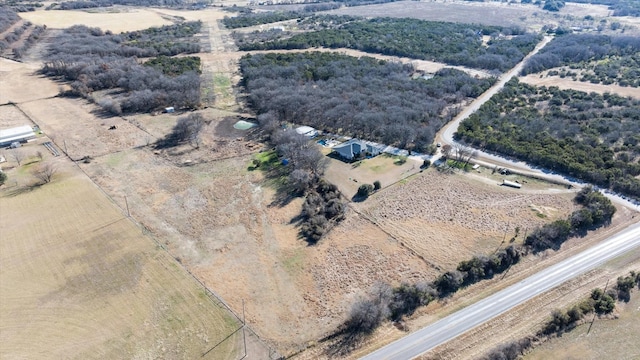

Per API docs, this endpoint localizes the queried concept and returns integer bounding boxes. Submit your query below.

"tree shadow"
[324,330,368,358]
[2,182,43,198]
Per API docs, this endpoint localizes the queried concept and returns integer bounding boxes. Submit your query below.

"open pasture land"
[19,6,173,32]
[357,169,577,270]
[520,73,640,99]
[78,144,437,353]
[327,0,610,29]
[0,160,242,359]
[20,97,151,159]
[0,58,59,105]
[0,103,33,128]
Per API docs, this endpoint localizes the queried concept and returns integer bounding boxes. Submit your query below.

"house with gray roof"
[332,139,382,161]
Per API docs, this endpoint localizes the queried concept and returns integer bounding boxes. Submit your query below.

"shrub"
[373,180,381,190]
[356,183,374,199]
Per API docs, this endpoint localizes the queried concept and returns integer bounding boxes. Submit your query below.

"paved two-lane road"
[361,221,640,360]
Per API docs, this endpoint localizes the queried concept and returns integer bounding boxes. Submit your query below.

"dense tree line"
[346,188,615,335]
[522,34,640,76]
[144,56,201,76]
[46,0,186,10]
[0,7,20,33]
[222,11,302,29]
[41,23,202,114]
[456,79,640,202]
[240,52,495,152]
[482,271,640,360]
[238,17,540,72]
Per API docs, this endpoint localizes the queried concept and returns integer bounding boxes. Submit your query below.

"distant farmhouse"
[0,125,36,147]
[332,139,383,161]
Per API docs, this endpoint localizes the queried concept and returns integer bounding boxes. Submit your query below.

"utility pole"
[587,279,609,335]
[124,196,131,217]
[242,299,247,359]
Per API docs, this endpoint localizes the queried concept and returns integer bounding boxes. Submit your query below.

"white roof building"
[295,125,318,138]
[0,125,36,147]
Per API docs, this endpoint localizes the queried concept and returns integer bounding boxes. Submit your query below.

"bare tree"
[32,162,57,184]
[452,144,477,167]
[10,149,25,166]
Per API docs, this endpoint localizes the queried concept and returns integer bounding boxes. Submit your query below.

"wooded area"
[522,34,640,88]
[240,52,495,152]
[238,17,540,72]
[46,0,187,10]
[41,22,202,114]
[456,78,640,201]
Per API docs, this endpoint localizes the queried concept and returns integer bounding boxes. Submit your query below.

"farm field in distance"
[1,1,640,359]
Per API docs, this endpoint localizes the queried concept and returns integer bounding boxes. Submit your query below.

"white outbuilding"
[0,125,36,147]
[295,125,318,138]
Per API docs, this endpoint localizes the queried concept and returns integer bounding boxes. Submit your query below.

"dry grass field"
[20,97,152,159]
[356,169,577,271]
[20,6,173,32]
[4,3,639,358]
[525,292,640,360]
[0,156,243,360]
[0,58,59,105]
[520,73,640,99]
[328,0,610,30]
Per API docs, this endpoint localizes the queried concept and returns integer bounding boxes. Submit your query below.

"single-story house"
[295,125,318,138]
[0,125,36,147]
[332,139,382,161]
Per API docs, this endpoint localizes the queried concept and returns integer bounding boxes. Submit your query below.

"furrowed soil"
[0,156,243,360]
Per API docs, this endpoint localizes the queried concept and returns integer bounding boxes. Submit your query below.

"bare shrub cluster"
[41,23,202,114]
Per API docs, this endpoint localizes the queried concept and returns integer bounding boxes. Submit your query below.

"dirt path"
[0,19,24,39]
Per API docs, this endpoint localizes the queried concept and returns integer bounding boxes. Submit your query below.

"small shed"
[164,107,175,113]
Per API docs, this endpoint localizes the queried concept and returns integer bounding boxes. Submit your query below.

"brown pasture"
[0,158,243,359]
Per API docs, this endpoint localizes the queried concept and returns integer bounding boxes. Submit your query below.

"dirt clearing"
[0,158,243,359]
[520,73,640,99]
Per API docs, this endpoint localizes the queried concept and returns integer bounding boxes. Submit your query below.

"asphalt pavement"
[361,221,640,360]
